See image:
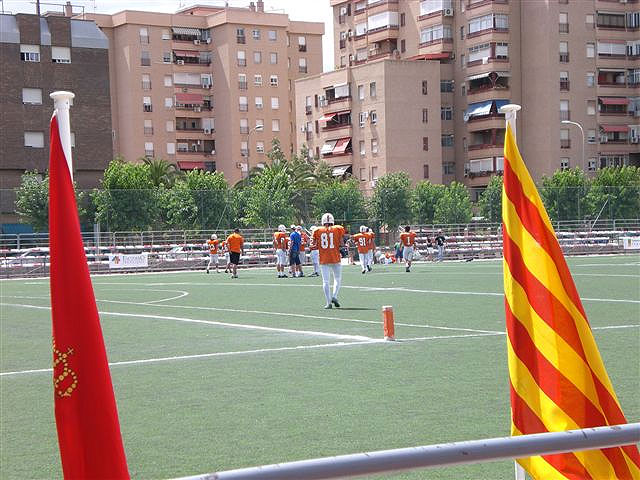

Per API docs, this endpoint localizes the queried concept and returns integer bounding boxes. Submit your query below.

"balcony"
[240,126,249,134]
[468,128,504,151]
[322,96,352,110]
[368,39,398,60]
[367,25,400,43]
[298,44,307,52]
[305,105,313,115]
[468,76,510,96]
[466,27,509,40]
[239,104,248,112]
[466,0,508,10]
[560,110,570,120]
[560,139,571,149]
[236,35,246,44]
[559,23,569,33]
[141,81,152,90]
[238,81,248,90]
[144,127,154,135]
[559,53,569,63]
[299,66,308,73]
[560,79,570,91]
[237,59,247,67]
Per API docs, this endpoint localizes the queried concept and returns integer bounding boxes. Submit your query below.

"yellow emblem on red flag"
[501,123,640,479]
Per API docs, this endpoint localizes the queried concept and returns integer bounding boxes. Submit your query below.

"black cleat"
[367,265,372,272]
[406,267,410,272]
[362,270,366,274]
[331,297,340,308]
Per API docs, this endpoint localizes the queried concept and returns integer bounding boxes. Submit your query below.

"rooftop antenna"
[36,0,41,15]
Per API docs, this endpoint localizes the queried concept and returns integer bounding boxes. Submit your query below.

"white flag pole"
[49,91,75,181]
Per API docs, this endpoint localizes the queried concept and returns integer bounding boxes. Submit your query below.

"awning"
[332,165,352,177]
[600,125,628,133]
[174,49,199,57]
[332,137,352,155]
[321,140,338,155]
[317,110,351,122]
[175,93,203,104]
[178,161,206,170]
[467,71,511,81]
[172,27,201,36]
[598,68,626,73]
[465,100,493,119]
[599,97,629,105]
[494,99,510,110]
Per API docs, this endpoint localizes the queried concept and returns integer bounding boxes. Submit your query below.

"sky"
[1,0,335,71]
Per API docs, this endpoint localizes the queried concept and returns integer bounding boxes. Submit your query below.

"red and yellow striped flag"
[502,123,640,479]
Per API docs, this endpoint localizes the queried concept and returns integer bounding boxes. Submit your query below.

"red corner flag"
[49,108,130,478]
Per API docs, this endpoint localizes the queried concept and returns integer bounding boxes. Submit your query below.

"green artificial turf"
[1,254,638,479]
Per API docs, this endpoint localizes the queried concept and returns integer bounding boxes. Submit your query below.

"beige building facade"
[84,1,323,184]
[328,0,639,194]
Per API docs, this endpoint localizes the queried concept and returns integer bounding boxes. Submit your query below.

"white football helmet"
[359,225,367,233]
[211,234,217,240]
[321,213,335,225]
[278,224,286,232]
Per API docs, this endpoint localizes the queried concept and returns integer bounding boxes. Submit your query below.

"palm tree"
[142,157,182,188]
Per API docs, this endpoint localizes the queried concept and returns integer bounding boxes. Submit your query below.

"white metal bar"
[173,424,639,480]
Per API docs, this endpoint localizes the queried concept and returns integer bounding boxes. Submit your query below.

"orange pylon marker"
[382,305,395,341]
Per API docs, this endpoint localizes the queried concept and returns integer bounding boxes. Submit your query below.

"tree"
[539,168,589,221]
[585,166,640,220]
[434,182,473,224]
[164,170,231,229]
[143,157,181,188]
[15,170,85,232]
[412,181,446,224]
[370,172,412,229]
[311,178,368,224]
[477,175,503,223]
[92,157,160,231]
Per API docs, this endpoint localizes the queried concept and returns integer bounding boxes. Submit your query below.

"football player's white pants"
[320,263,342,305]
[276,249,287,266]
[310,250,319,273]
[367,250,374,267]
[358,252,367,271]
[403,246,414,262]
[207,254,218,270]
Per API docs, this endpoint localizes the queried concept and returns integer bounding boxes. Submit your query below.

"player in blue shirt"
[289,226,304,277]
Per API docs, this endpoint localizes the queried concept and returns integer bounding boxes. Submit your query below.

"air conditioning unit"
[600,135,608,143]
[300,125,306,132]
[194,39,201,45]
[206,38,212,44]
[443,7,454,16]
[177,59,185,65]
[348,31,354,38]
[482,56,489,64]
[204,128,211,134]
[211,149,216,154]
[369,180,377,188]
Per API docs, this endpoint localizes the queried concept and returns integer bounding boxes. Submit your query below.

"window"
[20,44,40,62]
[163,51,171,63]
[423,137,429,151]
[340,56,346,67]
[371,166,378,180]
[167,143,175,155]
[588,158,597,172]
[141,50,151,66]
[249,75,260,88]
[462,84,466,96]
[559,41,569,62]
[143,96,152,112]
[142,73,151,90]
[271,119,280,132]
[252,29,261,40]
[560,158,570,170]
[359,111,367,127]
[139,27,149,43]
[144,119,153,135]
[560,71,569,90]
[420,24,452,44]
[238,96,248,111]
[422,108,428,123]
[586,72,595,87]
[256,141,265,153]
[441,106,453,120]
[586,43,595,58]
[560,129,570,148]
[166,120,174,132]
[587,100,595,115]
[360,140,365,156]
[587,129,596,143]
[201,73,212,88]
[559,12,569,33]
[254,51,262,64]
[400,12,405,26]
[586,14,594,25]
[144,142,154,157]
[299,58,307,73]
[237,50,246,66]
[468,13,509,34]
[236,28,245,44]
[298,36,306,51]
[268,30,277,41]
[495,42,508,59]
[443,162,455,175]
[360,167,367,181]
[255,96,263,109]
[240,118,249,134]
[51,46,71,63]
[422,80,428,95]
[270,75,279,86]
[164,75,172,87]
[22,88,42,104]
[401,39,406,53]
[370,82,376,98]
[358,85,365,100]
[24,131,44,148]
[164,97,173,108]
[460,26,464,40]
[560,99,569,119]
[440,80,454,92]
[370,110,377,124]
[371,138,378,154]
[423,164,429,179]
[271,97,279,109]
[441,134,454,147]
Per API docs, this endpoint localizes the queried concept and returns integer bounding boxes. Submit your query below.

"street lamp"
[561,120,585,171]
[243,124,264,177]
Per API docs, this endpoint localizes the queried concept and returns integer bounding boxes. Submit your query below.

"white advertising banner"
[620,237,640,250]
[108,253,149,269]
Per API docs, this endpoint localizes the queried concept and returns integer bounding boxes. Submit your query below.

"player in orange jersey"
[399,225,417,273]
[206,234,219,274]
[365,227,375,272]
[352,225,369,274]
[225,228,244,278]
[273,224,289,278]
[298,226,309,268]
[311,213,345,309]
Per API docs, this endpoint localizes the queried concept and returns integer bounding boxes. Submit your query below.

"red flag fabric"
[49,113,130,479]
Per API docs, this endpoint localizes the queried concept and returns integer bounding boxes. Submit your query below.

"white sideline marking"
[0,295,504,336]
[0,303,373,342]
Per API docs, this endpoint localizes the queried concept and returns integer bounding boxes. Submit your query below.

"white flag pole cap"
[382,305,393,311]
[498,103,521,115]
[50,91,75,105]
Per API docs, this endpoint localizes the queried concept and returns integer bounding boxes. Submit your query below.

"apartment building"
[295,59,444,191]
[0,12,112,222]
[84,1,323,184]
[327,0,639,194]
